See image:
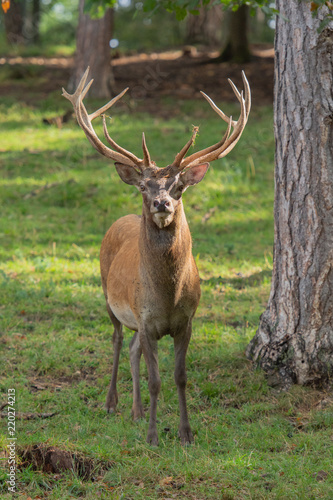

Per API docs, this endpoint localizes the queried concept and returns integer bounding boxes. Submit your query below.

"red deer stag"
[62,69,250,445]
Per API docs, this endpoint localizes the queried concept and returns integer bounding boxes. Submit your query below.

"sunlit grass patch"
[1,94,332,499]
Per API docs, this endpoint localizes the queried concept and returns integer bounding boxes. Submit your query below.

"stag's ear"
[115,163,142,186]
[181,163,209,187]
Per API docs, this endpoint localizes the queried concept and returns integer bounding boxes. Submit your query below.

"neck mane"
[139,202,193,278]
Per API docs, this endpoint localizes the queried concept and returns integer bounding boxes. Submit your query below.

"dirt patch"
[18,444,114,480]
[0,46,274,108]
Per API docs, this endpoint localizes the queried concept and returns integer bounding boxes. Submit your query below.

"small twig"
[23,182,60,200]
[0,412,57,420]
[201,206,217,223]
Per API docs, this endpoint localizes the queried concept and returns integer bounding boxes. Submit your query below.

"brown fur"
[62,68,250,446]
[100,164,208,445]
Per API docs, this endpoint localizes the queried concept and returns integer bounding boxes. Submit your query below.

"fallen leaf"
[1,0,10,14]
[159,476,173,486]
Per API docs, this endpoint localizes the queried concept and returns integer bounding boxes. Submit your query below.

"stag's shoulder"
[110,214,141,233]
[100,214,141,270]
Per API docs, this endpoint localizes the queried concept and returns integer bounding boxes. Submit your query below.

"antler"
[62,67,151,170]
[172,71,251,171]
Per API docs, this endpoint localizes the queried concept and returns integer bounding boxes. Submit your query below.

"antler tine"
[218,92,247,159]
[242,70,251,117]
[62,66,90,102]
[200,91,237,128]
[177,72,251,169]
[142,132,152,167]
[89,87,129,121]
[62,67,143,168]
[172,126,199,169]
[102,114,143,169]
[178,118,232,170]
[191,91,246,166]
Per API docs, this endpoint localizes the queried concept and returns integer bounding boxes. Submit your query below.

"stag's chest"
[137,275,200,338]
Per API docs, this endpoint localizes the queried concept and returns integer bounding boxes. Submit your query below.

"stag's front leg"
[174,323,193,445]
[105,305,123,414]
[129,331,144,420]
[140,332,161,446]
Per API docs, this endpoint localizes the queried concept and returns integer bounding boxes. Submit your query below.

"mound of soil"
[18,444,114,480]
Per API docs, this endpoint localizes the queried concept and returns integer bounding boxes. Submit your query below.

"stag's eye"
[178,185,184,192]
[140,184,146,192]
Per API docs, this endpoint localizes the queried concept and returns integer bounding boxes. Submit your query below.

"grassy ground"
[0,82,332,499]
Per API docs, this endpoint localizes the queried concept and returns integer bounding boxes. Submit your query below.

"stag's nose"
[153,199,170,212]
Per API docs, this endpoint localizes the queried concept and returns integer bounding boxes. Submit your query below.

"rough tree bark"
[68,0,114,98]
[186,4,223,48]
[246,1,333,389]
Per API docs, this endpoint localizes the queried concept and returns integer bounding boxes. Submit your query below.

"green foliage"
[139,0,332,28]
[141,0,278,21]
[0,79,332,499]
[310,0,333,31]
[84,0,117,18]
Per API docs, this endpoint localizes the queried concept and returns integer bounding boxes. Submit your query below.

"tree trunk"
[32,0,40,44]
[4,0,25,45]
[246,1,333,389]
[68,0,114,98]
[186,4,223,48]
[219,6,251,63]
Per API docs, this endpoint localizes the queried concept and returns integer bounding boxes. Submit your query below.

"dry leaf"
[159,476,173,486]
[1,0,10,13]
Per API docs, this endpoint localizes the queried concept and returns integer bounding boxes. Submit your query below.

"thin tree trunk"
[4,0,25,45]
[246,1,333,389]
[219,6,251,63]
[32,0,40,44]
[186,4,223,48]
[68,0,114,98]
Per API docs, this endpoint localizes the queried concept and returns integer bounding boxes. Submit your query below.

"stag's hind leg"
[129,331,144,420]
[105,304,123,414]
[174,322,193,445]
[140,333,161,446]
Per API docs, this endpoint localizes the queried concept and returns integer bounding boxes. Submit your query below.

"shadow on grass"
[201,269,272,289]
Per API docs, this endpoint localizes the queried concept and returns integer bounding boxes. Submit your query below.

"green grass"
[0,79,332,500]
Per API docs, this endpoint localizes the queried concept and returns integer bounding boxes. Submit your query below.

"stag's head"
[113,158,208,228]
[62,68,251,229]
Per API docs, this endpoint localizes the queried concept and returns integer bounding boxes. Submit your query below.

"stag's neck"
[139,202,192,280]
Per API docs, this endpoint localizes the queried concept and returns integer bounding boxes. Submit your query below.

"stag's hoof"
[105,393,118,414]
[179,426,194,445]
[146,430,159,446]
[131,404,145,421]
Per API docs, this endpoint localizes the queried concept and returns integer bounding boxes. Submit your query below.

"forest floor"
[0,45,274,111]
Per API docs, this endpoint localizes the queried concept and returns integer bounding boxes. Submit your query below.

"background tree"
[4,0,25,44]
[218,5,251,63]
[68,0,115,98]
[186,3,223,48]
[246,0,333,388]
[31,0,40,43]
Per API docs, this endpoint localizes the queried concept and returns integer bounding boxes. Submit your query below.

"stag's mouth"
[153,212,173,228]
